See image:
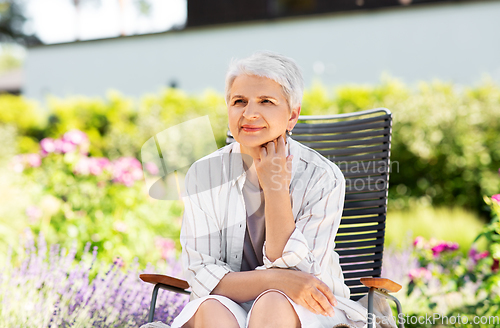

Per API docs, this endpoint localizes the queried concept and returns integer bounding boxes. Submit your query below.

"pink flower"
[431,241,459,256]
[49,138,76,154]
[431,243,446,256]
[413,236,425,248]
[26,205,42,222]
[408,267,432,282]
[492,194,500,204]
[11,154,42,172]
[113,221,128,233]
[89,157,110,176]
[63,129,88,146]
[155,237,176,260]
[480,251,492,260]
[74,157,91,175]
[11,155,25,173]
[446,242,459,251]
[40,138,56,154]
[113,256,125,268]
[75,157,110,176]
[145,162,160,175]
[112,157,143,187]
[468,248,489,264]
[60,139,77,153]
[53,139,64,153]
[25,154,41,168]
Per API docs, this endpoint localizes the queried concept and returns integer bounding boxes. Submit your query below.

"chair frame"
[140,108,404,328]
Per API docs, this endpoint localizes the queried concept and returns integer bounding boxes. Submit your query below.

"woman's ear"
[288,106,301,130]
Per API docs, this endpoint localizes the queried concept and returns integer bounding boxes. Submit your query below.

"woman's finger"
[259,145,267,157]
[316,282,337,307]
[266,139,276,154]
[286,155,293,174]
[277,135,286,156]
[303,296,323,315]
[311,288,335,317]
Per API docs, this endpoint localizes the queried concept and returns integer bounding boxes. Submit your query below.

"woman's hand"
[272,269,337,317]
[255,135,293,193]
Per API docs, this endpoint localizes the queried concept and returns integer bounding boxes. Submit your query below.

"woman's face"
[227,74,299,156]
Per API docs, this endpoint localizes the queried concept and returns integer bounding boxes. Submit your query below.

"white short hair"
[225,51,304,110]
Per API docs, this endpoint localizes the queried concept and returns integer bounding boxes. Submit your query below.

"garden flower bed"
[0,231,188,327]
[1,81,499,326]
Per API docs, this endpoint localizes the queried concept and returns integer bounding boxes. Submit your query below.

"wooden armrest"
[140,273,190,291]
[360,277,401,293]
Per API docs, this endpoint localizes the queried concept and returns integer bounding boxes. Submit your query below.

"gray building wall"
[25,1,500,100]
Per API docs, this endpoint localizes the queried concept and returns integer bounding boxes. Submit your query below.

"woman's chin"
[237,140,270,154]
[236,135,267,147]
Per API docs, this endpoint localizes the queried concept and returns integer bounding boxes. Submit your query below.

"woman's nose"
[242,102,260,119]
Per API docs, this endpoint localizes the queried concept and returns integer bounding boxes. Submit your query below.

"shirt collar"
[230,142,245,188]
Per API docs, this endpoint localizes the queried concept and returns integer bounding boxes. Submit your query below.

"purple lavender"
[0,230,188,327]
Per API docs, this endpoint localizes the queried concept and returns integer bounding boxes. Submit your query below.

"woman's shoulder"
[184,142,241,189]
[289,138,344,183]
[188,143,235,169]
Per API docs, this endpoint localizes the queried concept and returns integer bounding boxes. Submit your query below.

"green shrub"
[302,78,500,216]
[1,129,183,268]
[0,94,45,153]
[1,79,499,215]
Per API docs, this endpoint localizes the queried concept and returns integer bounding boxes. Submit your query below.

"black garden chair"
[140,108,404,328]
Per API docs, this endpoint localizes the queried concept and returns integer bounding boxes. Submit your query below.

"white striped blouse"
[180,137,349,301]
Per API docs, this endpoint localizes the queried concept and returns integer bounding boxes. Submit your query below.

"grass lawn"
[386,204,487,253]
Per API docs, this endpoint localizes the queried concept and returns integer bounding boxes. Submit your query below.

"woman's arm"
[211,268,337,317]
[180,159,235,299]
[254,135,296,261]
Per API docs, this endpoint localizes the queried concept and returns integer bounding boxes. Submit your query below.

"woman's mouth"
[241,126,264,132]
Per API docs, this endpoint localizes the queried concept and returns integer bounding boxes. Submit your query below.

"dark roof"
[28,0,482,48]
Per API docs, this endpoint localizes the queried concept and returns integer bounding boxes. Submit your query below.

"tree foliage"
[0,0,40,45]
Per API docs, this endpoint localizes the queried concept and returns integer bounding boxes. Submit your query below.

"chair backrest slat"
[345,191,387,201]
[226,108,392,301]
[336,239,384,249]
[294,113,391,129]
[343,261,383,271]
[317,144,390,157]
[293,120,390,134]
[336,245,384,256]
[346,181,388,194]
[342,207,386,217]
[343,199,387,209]
[337,159,389,172]
[299,135,390,149]
[338,222,385,234]
[290,127,391,142]
[335,230,385,241]
[340,215,386,225]
[325,151,389,163]
[344,269,382,280]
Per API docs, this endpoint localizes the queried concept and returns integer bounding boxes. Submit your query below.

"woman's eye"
[261,99,273,104]
[233,99,245,105]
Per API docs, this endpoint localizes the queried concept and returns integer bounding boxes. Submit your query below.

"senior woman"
[169,52,368,328]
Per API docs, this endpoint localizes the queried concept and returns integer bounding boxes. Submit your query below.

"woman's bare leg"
[182,299,239,328]
[248,291,300,328]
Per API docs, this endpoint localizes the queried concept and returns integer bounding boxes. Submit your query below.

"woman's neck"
[241,147,260,186]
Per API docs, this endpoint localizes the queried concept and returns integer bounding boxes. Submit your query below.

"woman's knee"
[248,291,300,328]
[183,299,239,328]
